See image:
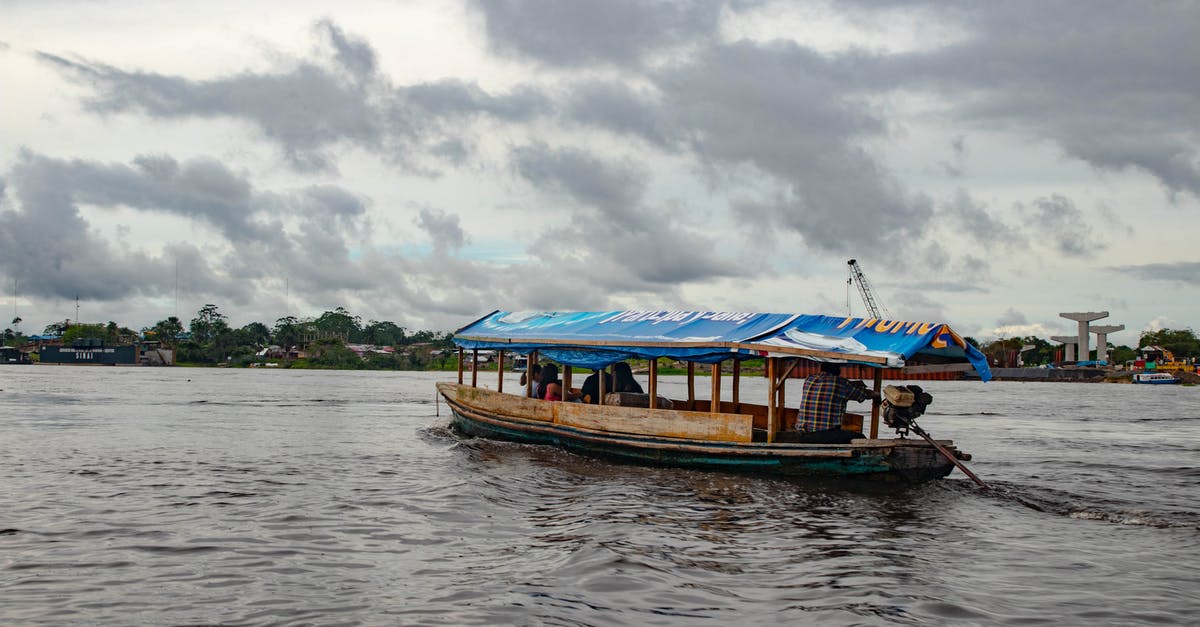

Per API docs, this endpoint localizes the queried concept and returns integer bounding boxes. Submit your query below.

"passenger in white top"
[519,363,543,398]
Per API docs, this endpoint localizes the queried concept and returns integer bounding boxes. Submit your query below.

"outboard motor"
[881,384,934,437]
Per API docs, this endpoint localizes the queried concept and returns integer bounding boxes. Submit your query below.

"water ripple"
[2,371,1199,625]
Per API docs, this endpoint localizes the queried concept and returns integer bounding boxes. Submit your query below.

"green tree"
[306,337,362,369]
[189,304,234,362]
[314,307,361,341]
[62,323,111,345]
[982,337,1025,367]
[1019,336,1055,366]
[190,304,229,346]
[407,329,439,345]
[149,316,185,347]
[362,320,405,346]
[1110,344,1137,365]
[238,321,272,347]
[1138,328,1200,360]
[364,351,403,370]
[273,316,302,348]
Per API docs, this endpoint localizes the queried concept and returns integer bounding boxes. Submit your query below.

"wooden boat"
[438,311,993,483]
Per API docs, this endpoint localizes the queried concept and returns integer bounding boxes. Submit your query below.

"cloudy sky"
[2,0,1197,344]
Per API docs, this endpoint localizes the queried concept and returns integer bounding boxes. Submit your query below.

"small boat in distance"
[438,311,992,483]
[1132,372,1179,385]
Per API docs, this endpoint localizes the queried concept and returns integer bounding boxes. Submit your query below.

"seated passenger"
[519,363,543,398]
[611,362,644,394]
[580,369,613,405]
[796,362,877,443]
[539,364,582,402]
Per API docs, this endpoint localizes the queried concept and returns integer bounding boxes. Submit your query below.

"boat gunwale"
[438,383,954,458]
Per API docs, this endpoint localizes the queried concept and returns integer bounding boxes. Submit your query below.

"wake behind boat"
[438,310,992,483]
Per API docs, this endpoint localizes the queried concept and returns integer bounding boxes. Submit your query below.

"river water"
[1,367,1197,625]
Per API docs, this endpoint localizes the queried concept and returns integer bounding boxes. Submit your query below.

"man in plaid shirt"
[797,362,878,443]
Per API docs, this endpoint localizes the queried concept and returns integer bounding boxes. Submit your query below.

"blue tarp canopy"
[454,310,795,368]
[742,314,991,381]
[453,310,991,381]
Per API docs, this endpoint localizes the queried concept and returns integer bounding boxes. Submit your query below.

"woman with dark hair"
[538,364,561,401]
[539,364,583,402]
[611,362,643,394]
[519,363,543,398]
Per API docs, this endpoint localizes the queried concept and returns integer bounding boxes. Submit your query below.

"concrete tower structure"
[1050,336,1078,362]
[1060,312,1108,362]
[1091,324,1125,364]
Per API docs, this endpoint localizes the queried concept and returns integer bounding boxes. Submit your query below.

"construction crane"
[847,259,890,320]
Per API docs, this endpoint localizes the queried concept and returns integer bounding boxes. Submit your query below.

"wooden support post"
[776,362,786,426]
[457,347,464,384]
[732,359,741,411]
[648,358,658,409]
[563,365,573,398]
[687,362,695,410]
[471,349,478,387]
[766,357,777,442]
[711,363,721,413]
[524,354,532,397]
[497,350,505,393]
[778,358,799,381]
[598,366,606,404]
[870,368,882,438]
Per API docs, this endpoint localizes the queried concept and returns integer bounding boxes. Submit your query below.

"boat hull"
[438,383,957,483]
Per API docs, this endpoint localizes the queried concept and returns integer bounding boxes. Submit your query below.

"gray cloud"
[564,82,672,147]
[400,80,549,122]
[898,242,991,293]
[875,2,1200,197]
[38,51,379,172]
[2,153,193,302]
[18,3,1198,330]
[888,291,948,322]
[416,208,467,254]
[1110,262,1200,287]
[0,151,383,308]
[472,0,726,67]
[317,19,377,80]
[559,42,934,256]
[15,152,277,243]
[0,150,571,329]
[475,0,1200,266]
[1025,194,1104,258]
[937,135,967,178]
[512,142,647,229]
[996,307,1027,327]
[512,143,747,286]
[940,188,1026,250]
[467,3,942,257]
[1,146,741,329]
[39,22,552,173]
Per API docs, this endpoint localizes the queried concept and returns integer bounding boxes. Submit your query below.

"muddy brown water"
[2,367,1197,625]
